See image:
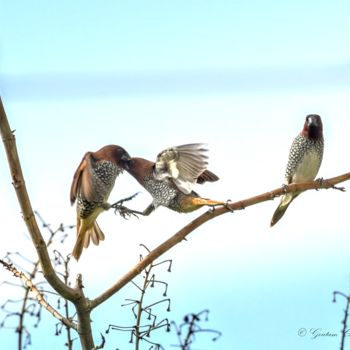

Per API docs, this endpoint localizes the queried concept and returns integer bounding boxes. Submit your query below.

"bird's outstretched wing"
[70,152,99,204]
[153,143,210,194]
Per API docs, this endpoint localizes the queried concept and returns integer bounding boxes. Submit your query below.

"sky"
[1,1,350,349]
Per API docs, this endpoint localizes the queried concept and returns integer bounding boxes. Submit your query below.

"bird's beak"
[307,115,319,128]
[121,153,131,170]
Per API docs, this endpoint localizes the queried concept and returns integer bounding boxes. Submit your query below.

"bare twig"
[172,310,221,349]
[93,333,105,350]
[0,98,78,301]
[134,264,150,350]
[106,248,171,349]
[1,98,94,349]
[18,257,39,350]
[14,215,69,349]
[0,216,73,350]
[0,259,76,331]
[333,291,350,350]
[53,250,74,349]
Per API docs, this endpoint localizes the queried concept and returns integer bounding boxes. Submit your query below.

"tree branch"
[0,97,95,349]
[0,259,77,330]
[0,98,78,301]
[90,173,349,309]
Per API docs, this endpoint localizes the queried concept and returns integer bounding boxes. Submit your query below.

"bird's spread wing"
[154,143,209,194]
[70,152,99,204]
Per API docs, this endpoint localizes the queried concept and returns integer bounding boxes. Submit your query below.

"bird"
[118,143,226,216]
[70,144,131,260]
[270,114,324,226]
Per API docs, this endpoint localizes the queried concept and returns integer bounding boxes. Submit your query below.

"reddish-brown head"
[122,157,154,184]
[301,114,323,140]
[93,145,131,167]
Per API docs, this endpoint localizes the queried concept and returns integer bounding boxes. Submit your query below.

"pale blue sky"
[1,1,350,350]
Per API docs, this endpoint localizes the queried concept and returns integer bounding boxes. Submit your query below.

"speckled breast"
[143,175,178,208]
[78,160,121,218]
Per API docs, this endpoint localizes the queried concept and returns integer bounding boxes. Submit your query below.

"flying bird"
[118,143,226,216]
[270,114,324,226]
[70,144,131,260]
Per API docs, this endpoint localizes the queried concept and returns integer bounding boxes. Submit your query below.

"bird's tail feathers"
[72,234,85,260]
[270,202,291,227]
[270,193,298,227]
[90,221,105,245]
[72,220,105,260]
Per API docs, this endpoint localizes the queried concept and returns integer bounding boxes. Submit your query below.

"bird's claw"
[111,193,140,219]
[315,177,324,190]
[332,185,346,192]
[282,184,289,194]
[224,199,234,213]
[316,177,324,185]
[113,205,139,219]
[315,178,345,192]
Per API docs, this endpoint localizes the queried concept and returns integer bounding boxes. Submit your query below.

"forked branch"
[0,99,78,301]
[0,98,94,349]
[0,259,76,330]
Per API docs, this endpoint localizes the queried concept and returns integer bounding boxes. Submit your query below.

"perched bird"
[270,114,324,226]
[70,145,131,260]
[119,143,226,216]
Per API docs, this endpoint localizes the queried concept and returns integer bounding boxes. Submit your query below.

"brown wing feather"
[70,152,90,205]
[70,152,99,204]
[197,170,219,184]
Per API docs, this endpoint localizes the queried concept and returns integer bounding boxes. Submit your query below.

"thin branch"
[14,215,65,350]
[93,333,106,350]
[172,310,221,349]
[0,98,78,301]
[18,264,37,350]
[90,173,349,310]
[0,259,77,331]
[333,291,350,350]
[53,249,74,349]
[135,265,153,350]
[0,98,95,349]
[62,256,74,350]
